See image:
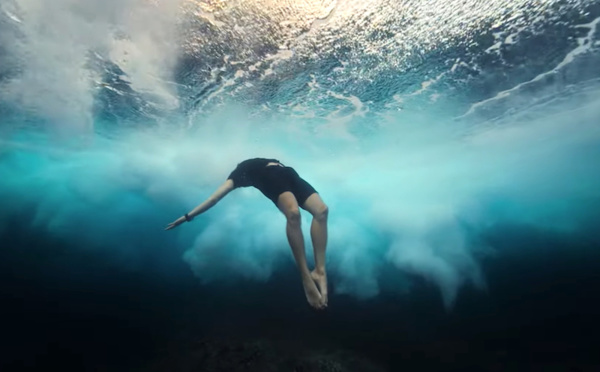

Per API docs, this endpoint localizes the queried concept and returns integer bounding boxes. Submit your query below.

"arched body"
[165,158,329,309]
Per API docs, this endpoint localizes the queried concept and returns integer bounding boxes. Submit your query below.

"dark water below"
[2,220,599,371]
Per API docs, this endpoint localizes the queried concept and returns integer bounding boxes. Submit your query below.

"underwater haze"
[2,0,600,370]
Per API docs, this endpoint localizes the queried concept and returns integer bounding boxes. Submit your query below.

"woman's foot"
[302,276,324,309]
[311,269,328,306]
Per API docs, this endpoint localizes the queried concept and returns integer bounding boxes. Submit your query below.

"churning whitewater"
[1,0,599,310]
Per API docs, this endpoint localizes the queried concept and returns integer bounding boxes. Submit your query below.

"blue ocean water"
[1,1,600,370]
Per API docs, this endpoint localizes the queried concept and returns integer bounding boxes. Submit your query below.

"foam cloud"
[2,95,599,308]
[0,0,182,131]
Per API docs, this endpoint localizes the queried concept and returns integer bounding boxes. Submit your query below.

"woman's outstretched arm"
[165,179,235,230]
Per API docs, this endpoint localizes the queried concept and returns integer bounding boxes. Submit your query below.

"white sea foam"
[460,16,600,119]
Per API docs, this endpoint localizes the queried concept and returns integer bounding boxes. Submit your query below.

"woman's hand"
[165,180,233,231]
[165,216,186,230]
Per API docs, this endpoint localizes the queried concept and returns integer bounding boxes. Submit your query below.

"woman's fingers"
[165,217,186,230]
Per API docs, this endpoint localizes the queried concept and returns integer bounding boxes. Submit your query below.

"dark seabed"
[2,215,600,371]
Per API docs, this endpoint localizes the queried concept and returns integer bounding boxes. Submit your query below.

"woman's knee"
[314,204,329,222]
[277,192,300,221]
[286,208,301,225]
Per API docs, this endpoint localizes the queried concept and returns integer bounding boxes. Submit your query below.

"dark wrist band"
[184,213,193,222]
